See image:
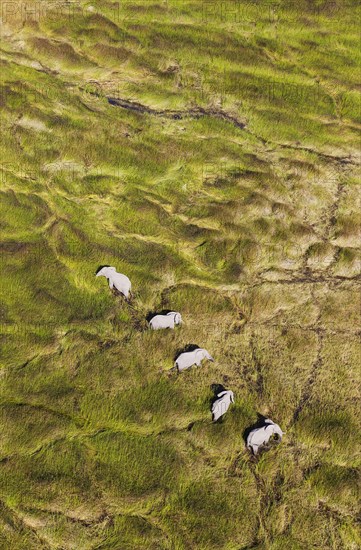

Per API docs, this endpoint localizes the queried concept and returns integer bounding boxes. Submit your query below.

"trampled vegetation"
[0,1,360,548]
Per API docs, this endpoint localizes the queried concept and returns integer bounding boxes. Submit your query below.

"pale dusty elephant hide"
[212,390,234,422]
[247,419,283,455]
[174,348,214,372]
[149,312,182,330]
[96,266,132,299]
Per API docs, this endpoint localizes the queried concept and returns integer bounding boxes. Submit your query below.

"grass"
[0,0,360,548]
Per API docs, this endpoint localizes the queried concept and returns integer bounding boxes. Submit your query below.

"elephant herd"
[96,266,284,455]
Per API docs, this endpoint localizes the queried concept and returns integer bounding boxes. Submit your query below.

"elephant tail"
[159,365,178,376]
[171,362,178,372]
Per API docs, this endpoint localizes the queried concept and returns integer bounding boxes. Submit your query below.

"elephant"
[212,390,234,422]
[246,419,283,455]
[96,266,132,299]
[174,348,214,372]
[149,312,182,330]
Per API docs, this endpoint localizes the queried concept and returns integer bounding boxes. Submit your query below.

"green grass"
[0,0,360,548]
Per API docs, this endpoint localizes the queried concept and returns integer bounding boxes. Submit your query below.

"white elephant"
[96,266,132,299]
[246,419,283,455]
[212,390,234,422]
[174,348,214,372]
[149,312,182,330]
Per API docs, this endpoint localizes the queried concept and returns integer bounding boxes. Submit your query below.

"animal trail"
[106,96,246,130]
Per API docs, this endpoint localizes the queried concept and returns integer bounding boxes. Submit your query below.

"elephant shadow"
[209,383,227,423]
[146,309,174,323]
[173,344,200,362]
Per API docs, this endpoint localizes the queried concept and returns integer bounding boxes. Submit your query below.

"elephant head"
[196,348,214,362]
[96,266,116,278]
[173,312,182,325]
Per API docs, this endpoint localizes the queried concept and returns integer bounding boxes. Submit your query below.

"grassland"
[0,1,360,548]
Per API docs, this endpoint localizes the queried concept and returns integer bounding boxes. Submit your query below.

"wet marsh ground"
[0,1,360,548]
